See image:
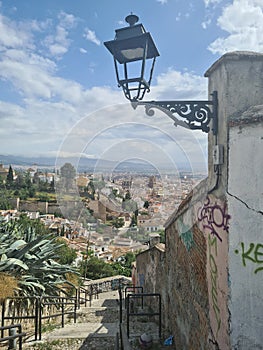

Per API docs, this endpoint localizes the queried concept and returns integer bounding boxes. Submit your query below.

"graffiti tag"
[181,231,194,251]
[178,217,194,251]
[208,234,221,335]
[235,242,263,274]
[198,197,231,242]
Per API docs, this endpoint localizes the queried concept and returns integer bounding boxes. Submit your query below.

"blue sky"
[0,0,262,171]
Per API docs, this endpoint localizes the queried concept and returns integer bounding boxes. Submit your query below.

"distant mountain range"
[0,154,57,168]
[0,154,206,175]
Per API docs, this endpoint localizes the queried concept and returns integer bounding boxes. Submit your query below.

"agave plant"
[0,220,78,298]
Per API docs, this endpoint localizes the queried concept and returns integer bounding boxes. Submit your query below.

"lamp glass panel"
[120,47,144,60]
[104,33,159,64]
[117,60,143,81]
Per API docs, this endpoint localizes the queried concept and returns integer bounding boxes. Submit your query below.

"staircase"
[23,290,120,350]
[23,288,174,350]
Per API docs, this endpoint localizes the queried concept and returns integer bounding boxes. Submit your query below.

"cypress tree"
[6,165,14,189]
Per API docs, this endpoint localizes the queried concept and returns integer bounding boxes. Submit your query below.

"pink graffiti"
[198,197,230,242]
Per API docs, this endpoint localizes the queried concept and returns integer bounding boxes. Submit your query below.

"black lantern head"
[104,14,159,101]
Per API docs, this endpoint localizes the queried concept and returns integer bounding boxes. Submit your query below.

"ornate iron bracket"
[131,90,218,135]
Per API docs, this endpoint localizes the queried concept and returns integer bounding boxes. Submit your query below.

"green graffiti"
[178,217,194,251]
[180,230,194,251]
[208,232,221,335]
[235,242,263,274]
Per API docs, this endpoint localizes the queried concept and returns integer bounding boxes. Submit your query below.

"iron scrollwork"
[132,91,218,135]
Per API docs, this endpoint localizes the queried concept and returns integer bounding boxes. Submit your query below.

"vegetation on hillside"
[0,165,55,204]
[80,251,136,279]
[0,163,137,300]
[0,219,78,299]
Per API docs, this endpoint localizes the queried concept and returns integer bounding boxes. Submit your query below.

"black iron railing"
[0,324,26,350]
[1,293,78,341]
[38,295,77,340]
[1,296,40,341]
[126,293,161,339]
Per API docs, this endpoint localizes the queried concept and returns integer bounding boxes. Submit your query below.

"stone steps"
[22,289,167,349]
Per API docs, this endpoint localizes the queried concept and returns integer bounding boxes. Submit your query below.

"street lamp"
[104,14,159,102]
[104,14,218,135]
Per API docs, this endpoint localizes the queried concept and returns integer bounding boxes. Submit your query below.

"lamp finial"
[125,14,139,26]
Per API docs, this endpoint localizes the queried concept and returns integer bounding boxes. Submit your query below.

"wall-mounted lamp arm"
[131,90,218,135]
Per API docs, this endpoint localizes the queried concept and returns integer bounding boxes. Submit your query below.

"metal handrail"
[1,293,78,341]
[0,324,26,350]
[126,293,162,339]
[1,277,130,347]
[124,285,143,309]
[38,295,77,340]
[1,296,40,341]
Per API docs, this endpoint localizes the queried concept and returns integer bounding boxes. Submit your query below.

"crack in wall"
[227,191,263,215]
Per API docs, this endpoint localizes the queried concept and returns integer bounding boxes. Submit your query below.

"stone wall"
[205,51,263,349]
[8,198,62,215]
[135,243,165,295]
[227,110,263,349]
[135,179,225,349]
[134,243,166,330]
[134,52,263,349]
[136,179,232,349]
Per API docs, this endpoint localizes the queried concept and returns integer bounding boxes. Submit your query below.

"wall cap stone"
[135,243,165,257]
[204,51,263,77]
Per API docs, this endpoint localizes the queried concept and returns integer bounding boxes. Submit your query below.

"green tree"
[125,191,131,200]
[6,165,14,189]
[130,209,138,227]
[50,176,55,192]
[86,180,95,199]
[14,173,25,190]
[123,251,136,267]
[0,188,11,209]
[143,200,150,209]
[24,171,32,190]
[93,178,105,191]
[112,217,125,228]
[80,257,115,279]
[55,238,77,265]
[158,230,165,243]
[111,252,136,277]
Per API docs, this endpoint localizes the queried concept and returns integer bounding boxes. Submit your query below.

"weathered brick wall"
[134,179,230,349]
[165,206,210,349]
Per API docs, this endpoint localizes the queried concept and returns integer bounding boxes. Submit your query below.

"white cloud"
[79,47,87,54]
[56,102,207,173]
[84,28,101,46]
[0,14,34,49]
[149,68,208,100]
[208,0,263,54]
[43,11,77,58]
[204,0,222,7]
[202,18,212,29]
[0,6,208,166]
[157,0,168,4]
[0,9,122,157]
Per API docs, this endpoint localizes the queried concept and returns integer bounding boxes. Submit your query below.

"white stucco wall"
[228,115,263,349]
